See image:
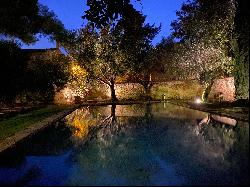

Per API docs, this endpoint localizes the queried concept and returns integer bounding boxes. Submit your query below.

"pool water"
[0,103,249,186]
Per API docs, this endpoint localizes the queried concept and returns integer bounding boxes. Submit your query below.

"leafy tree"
[23,51,69,103]
[115,5,160,100]
[128,45,159,100]
[66,62,90,100]
[171,0,235,50]
[64,24,126,102]
[81,0,160,101]
[153,36,186,81]
[0,0,65,44]
[93,26,127,102]
[232,0,249,100]
[83,0,141,28]
[0,0,68,104]
[171,0,236,101]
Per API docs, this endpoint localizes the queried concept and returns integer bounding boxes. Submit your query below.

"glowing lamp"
[195,98,202,104]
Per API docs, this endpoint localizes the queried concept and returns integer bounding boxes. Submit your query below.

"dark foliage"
[0,0,65,44]
[0,41,26,103]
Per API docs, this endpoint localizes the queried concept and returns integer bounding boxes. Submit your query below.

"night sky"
[22,0,185,49]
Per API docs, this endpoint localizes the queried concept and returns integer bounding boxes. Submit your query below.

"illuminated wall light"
[195,98,202,104]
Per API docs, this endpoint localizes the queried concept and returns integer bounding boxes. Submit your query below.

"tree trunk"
[110,79,117,103]
[202,80,214,102]
[143,83,152,101]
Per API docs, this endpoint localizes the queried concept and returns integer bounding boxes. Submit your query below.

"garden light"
[195,97,202,104]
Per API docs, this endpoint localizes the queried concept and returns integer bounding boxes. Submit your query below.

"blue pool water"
[0,103,249,185]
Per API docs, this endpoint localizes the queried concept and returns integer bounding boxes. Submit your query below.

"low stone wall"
[54,80,204,103]
[152,80,204,100]
[98,80,204,101]
[54,78,236,103]
[115,83,144,100]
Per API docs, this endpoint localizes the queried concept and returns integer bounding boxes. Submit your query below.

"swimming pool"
[0,103,248,185]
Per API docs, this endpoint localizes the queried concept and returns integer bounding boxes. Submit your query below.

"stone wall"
[115,83,145,100]
[114,80,204,100]
[151,80,204,100]
[54,80,204,104]
[208,77,235,102]
[54,78,236,104]
[54,87,75,105]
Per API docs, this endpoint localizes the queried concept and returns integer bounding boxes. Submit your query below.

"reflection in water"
[65,106,99,143]
[211,114,237,126]
[0,103,248,186]
[194,114,237,163]
[199,114,237,126]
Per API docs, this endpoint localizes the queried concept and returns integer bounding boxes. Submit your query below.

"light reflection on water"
[0,103,248,186]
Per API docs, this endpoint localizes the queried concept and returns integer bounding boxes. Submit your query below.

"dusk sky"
[22,0,185,49]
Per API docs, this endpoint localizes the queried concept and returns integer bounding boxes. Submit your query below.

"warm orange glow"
[55,62,90,104]
[71,118,89,138]
[65,108,100,140]
[70,63,87,77]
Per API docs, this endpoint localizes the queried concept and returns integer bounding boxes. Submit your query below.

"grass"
[0,105,72,141]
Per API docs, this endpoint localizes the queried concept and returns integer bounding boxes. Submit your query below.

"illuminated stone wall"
[208,77,235,102]
[115,83,145,100]
[151,80,204,100]
[54,80,204,103]
[54,78,235,103]
[54,87,75,105]
[95,80,204,101]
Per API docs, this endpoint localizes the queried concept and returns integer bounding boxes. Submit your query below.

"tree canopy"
[83,0,141,28]
[72,0,160,101]
[232,0,249,99]
[171,0,235,51]
[0,0,65,44]
[170,0,238,101]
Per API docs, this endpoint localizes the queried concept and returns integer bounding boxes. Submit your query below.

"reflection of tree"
[97,103,155,145]
[102,104,117,126]
[95,104,120,149]
[67,102,248,185]
[194,114,237,160]
[195,120,249,185]
[65,107,101,145]
[68,104,172,185]
[144,103,153,125]
[65,105,121,146]
[68,105,159,185]
[226,121,249,185]
[0,104,248,185]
